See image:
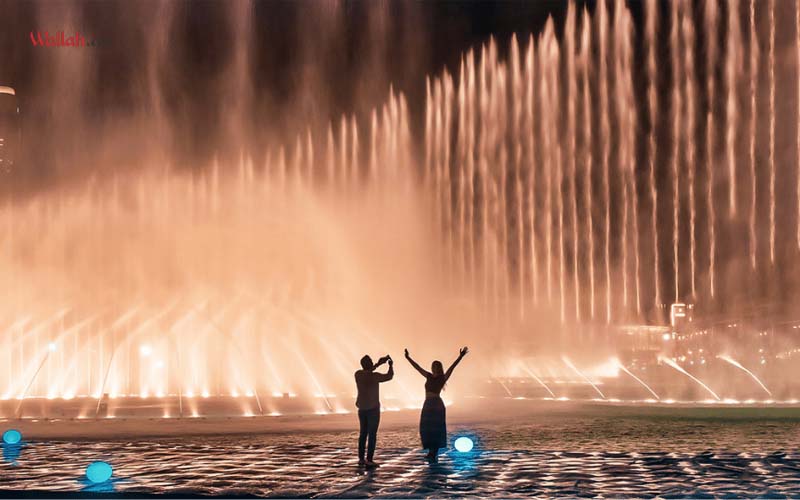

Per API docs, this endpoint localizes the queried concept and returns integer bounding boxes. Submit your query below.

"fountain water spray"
[705,0,718,299]
[580,10,595,320]
[670,0,683,302]
[15,347,54,418]
[562,356,605,400]
[615,0,630,313]
[645,0,661,311]
[598,0,612,323]
[683,13,697,299]
[7,0,800,412]
[524,40,538,307]
[769,0,776,264]
[518,362,556,398]
[540,28,555,307]
[749,0,759,270]
[725,0,742,243]
[566,7,580,321]
[659,356,720,401]
[717,355,772,396]
[616,360,660,400]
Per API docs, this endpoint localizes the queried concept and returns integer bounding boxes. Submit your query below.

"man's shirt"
[355,366,394,410]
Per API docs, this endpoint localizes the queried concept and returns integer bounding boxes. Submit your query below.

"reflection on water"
[3,409,800,497]
[79,477,118,494]
[2,443,23,465]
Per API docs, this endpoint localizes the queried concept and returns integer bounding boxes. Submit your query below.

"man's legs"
[366,408,381,462]
[358,410,369,463]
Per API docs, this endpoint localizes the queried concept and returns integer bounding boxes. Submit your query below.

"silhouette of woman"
[404,346,469,462]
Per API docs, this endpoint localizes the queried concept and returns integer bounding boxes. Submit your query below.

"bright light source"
[139,344,152,357]
[86,461,113,483]
[2,429,21,445]
[47,342,57,352]
[662,333,671,341]
[454,436,474,453]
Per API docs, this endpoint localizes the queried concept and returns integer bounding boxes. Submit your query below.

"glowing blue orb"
[86,461,113,483]
[454,436,474,453]
[2,429,21,445]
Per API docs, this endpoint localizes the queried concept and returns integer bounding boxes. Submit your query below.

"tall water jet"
[350,116,359,189]
[467,50,477,289]
[769,0,776,264]
[726,0,744,279]
[525,40,538,307]
[442,74,455,283]
[480,46,492,310]
[221,1,254,154]
[798,0,800,250]
[645,0,660,315]
[550,29,564,324]
[659,356,721,401]
[143,1,175,159]
[618,0,640,315]
[326,124,335,184]
[580,10,595,320]
[682,13,697,299]
[717,355,772,396]
[670,1,683,302]
[306,129,314,186]
[565,5,580,322]
[615,0,630,313]
[705,0,718,298]
[539,28,555,306]
[598,0,612,323]
[457,58,468,289]
[749,0,759,270]
[562,356,606,399]
[509,37,526,318]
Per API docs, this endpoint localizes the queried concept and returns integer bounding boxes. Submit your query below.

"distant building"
[670,303,693,329]
[0,86,20,173]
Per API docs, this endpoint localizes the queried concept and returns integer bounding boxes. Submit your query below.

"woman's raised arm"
[404,348,432,378]
[444,346,469,381]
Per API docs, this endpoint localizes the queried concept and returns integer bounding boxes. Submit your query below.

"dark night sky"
[0,0,576,171]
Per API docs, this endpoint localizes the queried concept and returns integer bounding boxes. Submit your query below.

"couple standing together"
[354,346,469,468]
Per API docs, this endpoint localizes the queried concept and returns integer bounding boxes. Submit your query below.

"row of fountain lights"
[0,342,311,401]
[3,339,797,411]
[1,342,433,417]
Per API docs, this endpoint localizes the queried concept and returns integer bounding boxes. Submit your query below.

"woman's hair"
[431,360,444,376]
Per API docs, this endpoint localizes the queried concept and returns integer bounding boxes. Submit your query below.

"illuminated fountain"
[3,0,800,418]
[0,90,448,418]
[717,355,772,397]
[426,0,800,327]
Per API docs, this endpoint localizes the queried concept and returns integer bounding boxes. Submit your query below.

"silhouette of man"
[355,354,393,468]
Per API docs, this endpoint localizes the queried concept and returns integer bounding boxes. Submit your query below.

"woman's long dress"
[420,375,447,450]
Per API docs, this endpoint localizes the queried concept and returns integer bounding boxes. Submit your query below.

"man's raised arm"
[376,359,394,382]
